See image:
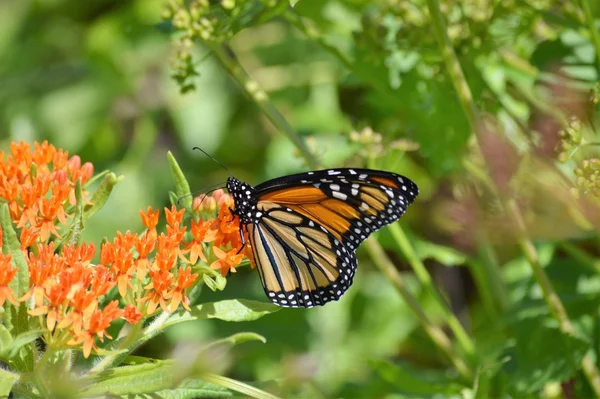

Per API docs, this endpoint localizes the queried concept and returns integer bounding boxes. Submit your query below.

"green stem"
[364,240,472,380]
[425,0,477,130]
[388,224,475,361]
[89,318,145,374]
[210,44,319,170]
[426,0,600,394]
[202,372,282,399]
[581,0,600,71]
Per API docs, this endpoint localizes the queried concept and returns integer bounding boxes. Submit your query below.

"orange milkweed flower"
[168,267,198,312]
[68,300,124,358]
[139,269,173,315]
[140,206,160,231]
[123,304,142,324]
[183,218,217,264]
[213,203,242,248]
[0,253,18,307]
[211,246,245,277]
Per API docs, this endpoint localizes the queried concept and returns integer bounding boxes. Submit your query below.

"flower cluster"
[0,141,251,358]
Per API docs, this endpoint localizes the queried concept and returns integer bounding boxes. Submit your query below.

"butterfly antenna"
[176,180,227,206]
[192,146,236,178]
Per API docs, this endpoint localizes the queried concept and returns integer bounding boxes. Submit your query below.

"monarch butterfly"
[227,168,418,308]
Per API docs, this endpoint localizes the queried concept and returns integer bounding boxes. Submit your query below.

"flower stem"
[388,224,475,361]
[89,319,145,374]
[202,372,282,399]
[211,42,473,378]
[425,0,600,393]
[580,0,600,70]
[364,240,472,380]
[210,44,319,170]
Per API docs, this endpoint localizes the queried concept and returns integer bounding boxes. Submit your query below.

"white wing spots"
[354,228,361,234]
[384,189,394,198]
[397,176,404,183]
[328,170,341,175]
[269,292,275,297]
[351,188,358,196]
[301,180,308,183]
[256,212,263,217]
[359,174,368,180]
[320,179,333,183]
[352,184,359,189]
[349,169,357,175]
[246,190,251,195]
[308,172,314,175]
[360,202,369,211]
[330,184,340,191]
[332,191,347,200]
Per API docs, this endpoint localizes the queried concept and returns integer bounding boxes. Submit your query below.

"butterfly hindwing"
[247,203,356,308]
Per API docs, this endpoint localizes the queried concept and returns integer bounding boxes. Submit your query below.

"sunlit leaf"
[500,317,589,394]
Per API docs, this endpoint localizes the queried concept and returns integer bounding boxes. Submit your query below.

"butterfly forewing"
[255,168,418,250]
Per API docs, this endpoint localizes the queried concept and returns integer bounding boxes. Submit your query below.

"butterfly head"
[226,177,258,224]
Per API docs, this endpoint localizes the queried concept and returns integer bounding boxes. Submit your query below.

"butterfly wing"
[254,168,418,251]
[246,203,357,308]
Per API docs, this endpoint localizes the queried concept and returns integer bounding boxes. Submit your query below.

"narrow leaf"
[83,172,122,222]
[0,368,19,397]
[0,323,13,359]
[205,332,266,349]
[1,203,29,299]
[163,300,279,330]
[151,378,232,399]
[8,329,45,359]
[167,151,192,212]
[81,361,174,396]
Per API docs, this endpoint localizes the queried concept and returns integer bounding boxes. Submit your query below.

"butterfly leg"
[236,225,246,254]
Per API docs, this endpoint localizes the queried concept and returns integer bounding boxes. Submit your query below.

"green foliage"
[3,0,600,397]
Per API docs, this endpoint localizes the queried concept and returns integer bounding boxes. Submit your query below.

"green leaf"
[167,151,192,212]
[206,332,266,349]
[501,317,590,394]
[81,361,174,396]
[150,378,232,399]
[83,172,122,222]
[82,361,232,398]
[164,299,280,329]
[8,329,45,359]
[190,299,280,322]
[412,238,467,266]
[370,359,466,396]
[0,368,19,397]
[1,203,29,300]
[0,323,13,359]
[0,203,29,335]
[56,180,85,249]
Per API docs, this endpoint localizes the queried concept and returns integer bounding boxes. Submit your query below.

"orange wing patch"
[321,199,360,219]
[260,187,328,204]
[371,176,399,188]
[289,204,350,239]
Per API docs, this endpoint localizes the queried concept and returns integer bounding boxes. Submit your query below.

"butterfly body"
[226,168,418,308]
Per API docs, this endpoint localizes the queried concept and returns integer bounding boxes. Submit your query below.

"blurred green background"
[3,0,600,397]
